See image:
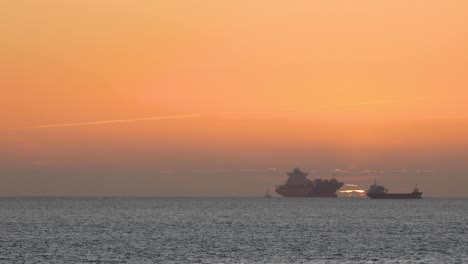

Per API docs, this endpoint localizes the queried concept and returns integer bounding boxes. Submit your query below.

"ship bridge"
[287,168,309,185]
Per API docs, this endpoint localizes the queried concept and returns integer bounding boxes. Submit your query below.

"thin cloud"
[330,169,348,173]
[240,169,258,172]
[263,168,282,173]
[159,170,176,174]
[19,114,201,129]
[416,170,433,173]
[239,168,286,173]
[341,175,376,181]
[360,170,378,174]
[191,169,232,173]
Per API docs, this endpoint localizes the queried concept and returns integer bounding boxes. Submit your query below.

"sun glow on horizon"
[339,190,366,194]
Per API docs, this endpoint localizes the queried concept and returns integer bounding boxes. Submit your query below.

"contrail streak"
[22,114,201,129]
[284,98,424,111]
[317,98,424,109]
[15,98,423,129]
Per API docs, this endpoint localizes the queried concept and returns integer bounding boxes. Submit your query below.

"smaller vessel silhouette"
[367,182,422,199]
[265,188,271,198]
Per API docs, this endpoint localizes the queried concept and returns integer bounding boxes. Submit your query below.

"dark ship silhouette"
[366,182,422,199]
[276,168,344,197]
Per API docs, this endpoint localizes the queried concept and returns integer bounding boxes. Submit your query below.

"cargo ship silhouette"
[366,182,422,199]
[275,168,344,197]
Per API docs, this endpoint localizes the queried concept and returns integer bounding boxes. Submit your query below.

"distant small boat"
[265,188,272,198]
[367,183,422,199]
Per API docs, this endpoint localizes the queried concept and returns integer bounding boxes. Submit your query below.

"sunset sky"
[2,1,468,197]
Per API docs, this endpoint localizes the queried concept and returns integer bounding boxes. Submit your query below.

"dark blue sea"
[0,198,467,263]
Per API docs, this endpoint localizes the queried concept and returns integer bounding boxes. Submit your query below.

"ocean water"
[0,198,467,264]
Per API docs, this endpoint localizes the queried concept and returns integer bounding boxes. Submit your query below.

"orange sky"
[1,1,468,196]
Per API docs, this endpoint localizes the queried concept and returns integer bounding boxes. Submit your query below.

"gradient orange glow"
[1,1,468,196]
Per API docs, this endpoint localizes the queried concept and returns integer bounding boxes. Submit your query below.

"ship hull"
[278,192,338,198]
[367,192,422,199]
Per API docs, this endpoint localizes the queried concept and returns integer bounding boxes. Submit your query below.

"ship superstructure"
[275,168,344,197]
